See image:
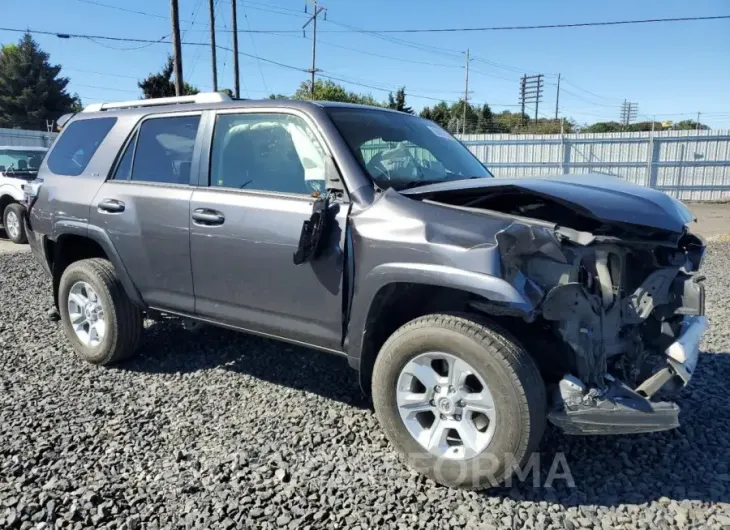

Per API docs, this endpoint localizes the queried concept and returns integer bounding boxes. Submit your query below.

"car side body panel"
[344,188,544,366]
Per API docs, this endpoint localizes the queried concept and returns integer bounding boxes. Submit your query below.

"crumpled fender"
[345,261,537,369]
[344,189,547,366]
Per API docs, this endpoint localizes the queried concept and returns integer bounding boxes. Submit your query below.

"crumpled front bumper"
[635,315,708,397]
[548,315,709,435]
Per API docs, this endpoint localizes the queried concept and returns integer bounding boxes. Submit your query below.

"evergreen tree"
[387,87,413,114]
[138,55,199,99]
[0,33,76,130]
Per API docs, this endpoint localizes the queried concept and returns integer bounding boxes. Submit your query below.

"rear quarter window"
[46,117,117,176]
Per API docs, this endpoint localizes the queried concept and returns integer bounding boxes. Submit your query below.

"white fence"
[0,128,57,148]
[457,130,730,201]
[2,127,729,201]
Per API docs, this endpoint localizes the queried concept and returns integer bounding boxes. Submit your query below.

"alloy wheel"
[396,351,496,460]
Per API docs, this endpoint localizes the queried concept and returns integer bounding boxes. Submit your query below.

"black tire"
[58,258,143,365]
[3,202,27,244]
[371,314,546,490]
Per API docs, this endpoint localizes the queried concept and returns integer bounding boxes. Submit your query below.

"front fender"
[345,262,537,365]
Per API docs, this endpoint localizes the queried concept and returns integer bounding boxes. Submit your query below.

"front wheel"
[3,203,27,244]
[371,314,546,489]
[58,258,143,365]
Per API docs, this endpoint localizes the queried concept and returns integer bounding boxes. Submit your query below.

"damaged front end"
[514,228,707,434]
[403,177,708,435]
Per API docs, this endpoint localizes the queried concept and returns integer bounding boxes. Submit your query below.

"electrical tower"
[519,74,544,123]
[620,100,638,127]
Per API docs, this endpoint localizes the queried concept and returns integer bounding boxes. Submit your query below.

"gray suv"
[24,93,707,489]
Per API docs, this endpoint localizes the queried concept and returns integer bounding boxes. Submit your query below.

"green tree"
[419,101,451,129]
[476,104,496,133]
[70,93,83,113]
[387,87,413,114]
[138,55,199,99]
[292,79,380,106]
[673,119,710,131]
[0,33,76,130]
[581,121,624,133]
[494,111,529,133]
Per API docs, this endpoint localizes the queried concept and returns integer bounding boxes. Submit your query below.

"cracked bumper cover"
[548,315,708,435]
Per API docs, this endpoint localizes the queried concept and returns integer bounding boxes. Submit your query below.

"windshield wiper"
[397,179,449,191]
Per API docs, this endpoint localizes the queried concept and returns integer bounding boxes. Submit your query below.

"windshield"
[326,107,492,190]
[0,149,46,175]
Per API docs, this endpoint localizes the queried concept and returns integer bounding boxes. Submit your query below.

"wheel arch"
[346,263,539,397]
[49,224,144,310]
[0,193,18,215]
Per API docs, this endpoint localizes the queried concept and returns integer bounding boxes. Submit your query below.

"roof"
[0,146,48,151]
[76,94,403,120]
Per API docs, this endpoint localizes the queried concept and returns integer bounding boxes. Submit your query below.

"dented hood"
[400,173,694,234]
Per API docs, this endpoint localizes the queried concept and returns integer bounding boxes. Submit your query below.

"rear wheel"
[371,314,546,489]
[58,258,143,365]
[3,203,27,244]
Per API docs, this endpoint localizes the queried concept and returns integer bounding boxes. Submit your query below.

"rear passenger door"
[189,109,348,351]
[90,112,203,313]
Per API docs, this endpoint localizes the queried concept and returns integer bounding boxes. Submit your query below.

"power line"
[240,1,270,94]
[315,14,730,33]
[0,27,309,73]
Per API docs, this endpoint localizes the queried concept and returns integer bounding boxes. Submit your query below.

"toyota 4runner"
[23,93,707,489]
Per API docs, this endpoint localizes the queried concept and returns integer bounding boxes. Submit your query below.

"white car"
[0,146,48,244]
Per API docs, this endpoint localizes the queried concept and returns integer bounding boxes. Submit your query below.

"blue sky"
[2,0,730,128]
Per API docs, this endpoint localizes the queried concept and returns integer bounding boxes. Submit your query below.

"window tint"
[210,113,326,195]
[130,115,200,185]
[46,117,116,176]
[113,132,137,180]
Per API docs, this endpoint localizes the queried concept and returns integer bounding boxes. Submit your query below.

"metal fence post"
[647,121,655,188]
[560,118,569,175]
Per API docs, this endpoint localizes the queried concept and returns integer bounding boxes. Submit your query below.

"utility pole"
[555,73,561,120]
[462,48,470,135]
[518,74,543,124]
[231,0,240,98]
[208,0,218,92]
[619,100,638,129]
[519,75,526,125]
[696,112,701,133]
[303,1,326,99]
[170,0,184,96]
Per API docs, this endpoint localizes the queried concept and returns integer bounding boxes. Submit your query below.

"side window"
[113,132,137,180]
[129,115,200,185]
[210,113,326,195]
[46,117,116,176]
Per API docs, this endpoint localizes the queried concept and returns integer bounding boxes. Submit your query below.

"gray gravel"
[1,245,729,530]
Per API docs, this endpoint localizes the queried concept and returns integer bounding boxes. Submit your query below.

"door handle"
[98,199,125,213]
[192,208,225,225]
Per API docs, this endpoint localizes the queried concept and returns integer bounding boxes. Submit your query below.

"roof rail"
[83,92,232,113]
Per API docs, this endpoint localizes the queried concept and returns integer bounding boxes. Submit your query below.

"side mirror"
[293,194,331,265]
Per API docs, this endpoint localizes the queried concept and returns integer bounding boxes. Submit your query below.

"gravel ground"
[1,246,729,530]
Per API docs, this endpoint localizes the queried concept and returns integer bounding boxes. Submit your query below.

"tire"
[58,258,143,365]
[371,314,546,490]
[3,202,27,244]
